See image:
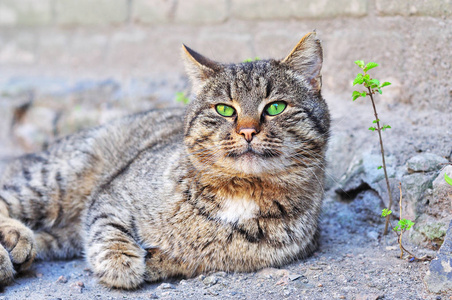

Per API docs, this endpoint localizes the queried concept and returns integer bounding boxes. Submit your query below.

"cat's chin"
[230,152,278,176]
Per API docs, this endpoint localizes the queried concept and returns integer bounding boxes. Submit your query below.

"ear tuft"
[282,32,323,92]
[181,45,222,93]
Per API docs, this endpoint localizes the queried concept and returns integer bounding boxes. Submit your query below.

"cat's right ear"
[281,32,323,92]
[182,45,222,93]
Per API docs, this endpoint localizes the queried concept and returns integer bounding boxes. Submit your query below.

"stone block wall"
[0,0,451,157]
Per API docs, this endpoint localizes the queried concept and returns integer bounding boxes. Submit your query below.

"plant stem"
[367,86,393,235]
[398,183,404,259]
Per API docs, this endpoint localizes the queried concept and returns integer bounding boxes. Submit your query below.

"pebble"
[157,283,176,290]
[69,281,84,293]
[288,274,302,281]
[282,289,292,296]
[56,275,68,283]
[257,268,289,279]
[318,283,323,287]
[203,275,218,286]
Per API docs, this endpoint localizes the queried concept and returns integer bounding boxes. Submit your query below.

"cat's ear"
[281,32,323,92]
[182,45,222,93]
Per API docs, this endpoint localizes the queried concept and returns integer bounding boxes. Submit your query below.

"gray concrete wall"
[0,0,451,157]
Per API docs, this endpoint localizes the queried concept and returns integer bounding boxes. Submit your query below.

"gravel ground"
[0,191,438,300]
[1,93,450,300]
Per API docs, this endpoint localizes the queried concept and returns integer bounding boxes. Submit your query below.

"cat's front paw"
[0,245,15,285]
[88,242,147,289]
[0,218,36,274]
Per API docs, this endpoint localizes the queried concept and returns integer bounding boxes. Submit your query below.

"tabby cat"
[0,32,330,289]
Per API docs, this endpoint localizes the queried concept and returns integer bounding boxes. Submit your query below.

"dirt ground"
[1,93,450,300]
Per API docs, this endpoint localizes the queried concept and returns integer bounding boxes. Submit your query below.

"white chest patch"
[217,197,259,224]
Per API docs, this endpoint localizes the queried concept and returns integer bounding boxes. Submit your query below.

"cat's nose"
[239,128,257,143]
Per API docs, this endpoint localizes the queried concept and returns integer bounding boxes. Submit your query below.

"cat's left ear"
[182,45,223,93]
[281,32,323,92]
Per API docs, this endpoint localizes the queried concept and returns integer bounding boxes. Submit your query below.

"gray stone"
[202,275,218,286]
[174,0,228,24]
[157,282,175,290]
[376,0,452,17]
[406,153,448,173]
[131,0,173,24]
[0,0,52,26]
[288,274,302,281]
[291,0,368,19]
[424,220,452,293]
[231,0,368,20]
[55,0,128,25]
[400,173,434,220]
[428,166,452,220]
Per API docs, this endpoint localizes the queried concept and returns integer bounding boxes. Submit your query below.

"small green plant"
[445,173,452,186]
[380,183,433,261]
[352,60,393,235]
[243,57,260,63]
[175,92,190,104]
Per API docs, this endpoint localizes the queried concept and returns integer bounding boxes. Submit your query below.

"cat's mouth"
[226,146,280,159]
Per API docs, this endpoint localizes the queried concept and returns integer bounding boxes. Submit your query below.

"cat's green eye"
[216,104,235,117]
[265,101,287,116]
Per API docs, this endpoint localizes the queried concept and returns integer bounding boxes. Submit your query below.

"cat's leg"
[84,199,147,289]
[0,209,36,285]
[33,227,83,260]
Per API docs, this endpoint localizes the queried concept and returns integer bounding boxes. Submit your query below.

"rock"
[366,230,379,240]
[401,172,434,220]
[157,283,175,290]
[430,166,452,219]
[256,268,289,279]
[414,215,450,243]
[424,220,452,293]
[202,275,218,286]
[56,275,68,283]
[406,153,448,173]
[148,293,159,299]
[69,281,84,293]
[288,274,302,281]
[356,294,385,300]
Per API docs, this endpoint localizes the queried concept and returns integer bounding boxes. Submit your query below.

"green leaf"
[373,119,380,123]
[175,92,190,104]
[381,82,392,88]
[368,126,376,131]
[369,79,380,88]
[361,92,367,97]
[355,60,365,69]
[382,125,392,131]
[364,62,378,72]
[352,91,362,101]
[398,219,414,231]
[378,89,383,95]
[377,166,383,170]
[445,173,452,186]
[381,208,392,217]
[243,56,260,63]
[353,73,364,86]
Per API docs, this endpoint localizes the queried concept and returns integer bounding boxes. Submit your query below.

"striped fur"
[0,33,330,289]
